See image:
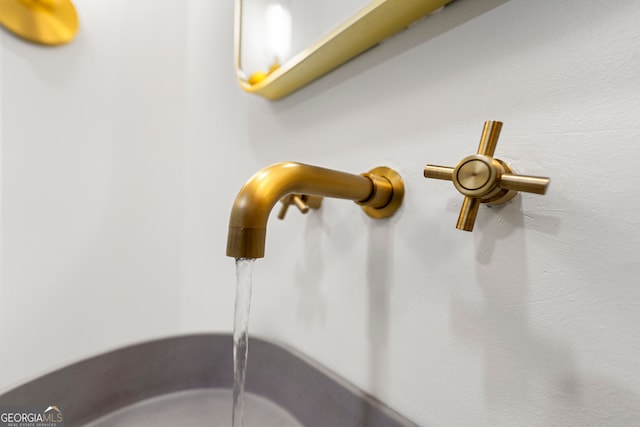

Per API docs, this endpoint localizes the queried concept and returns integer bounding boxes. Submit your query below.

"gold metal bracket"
[359,166,405,219]
[278,194,323,220]
[424,121,550,231]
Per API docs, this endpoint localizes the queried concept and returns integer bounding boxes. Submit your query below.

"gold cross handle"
[424,121,550,231]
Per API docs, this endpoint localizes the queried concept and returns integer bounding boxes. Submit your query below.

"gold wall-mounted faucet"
[424,121,550,231]
[226,162,404,258]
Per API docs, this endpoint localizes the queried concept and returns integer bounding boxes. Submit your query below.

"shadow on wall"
[364,220,396,424]
[294,210,329,325]
[451,197,640,425]
[290,198,403,423]
[295,207,400,423]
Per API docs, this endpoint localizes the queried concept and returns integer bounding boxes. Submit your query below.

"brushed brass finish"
[235,0,454,100]
[423,165,454,181]
[0,0,79,46]
[423,120,550,232]
[454,155,499,197]
[476,120,502,157]
[456,197,480,232]
[359,167,405,220]
[227,162,404,258]
[500,174,549,194]
[277,194,323,220]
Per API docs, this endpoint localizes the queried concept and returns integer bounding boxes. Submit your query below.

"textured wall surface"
[2,0,639,425]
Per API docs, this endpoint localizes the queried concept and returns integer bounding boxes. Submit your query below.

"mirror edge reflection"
[234,0,454,100]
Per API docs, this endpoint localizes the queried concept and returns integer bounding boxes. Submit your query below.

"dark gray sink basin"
[0,334,417,427]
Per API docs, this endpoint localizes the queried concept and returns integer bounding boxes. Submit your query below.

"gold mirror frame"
[235,0,453,100]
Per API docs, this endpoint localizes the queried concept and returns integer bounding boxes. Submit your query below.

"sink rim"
[0,334,418,427]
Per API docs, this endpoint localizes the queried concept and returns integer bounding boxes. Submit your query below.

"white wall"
[0,0,195,384]
[2,0,640,425]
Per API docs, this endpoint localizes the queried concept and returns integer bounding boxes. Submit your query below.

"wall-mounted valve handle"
[423,121,550,231]
[277,194,323,220]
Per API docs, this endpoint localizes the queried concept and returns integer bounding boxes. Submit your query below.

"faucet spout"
[226,162,404,258]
